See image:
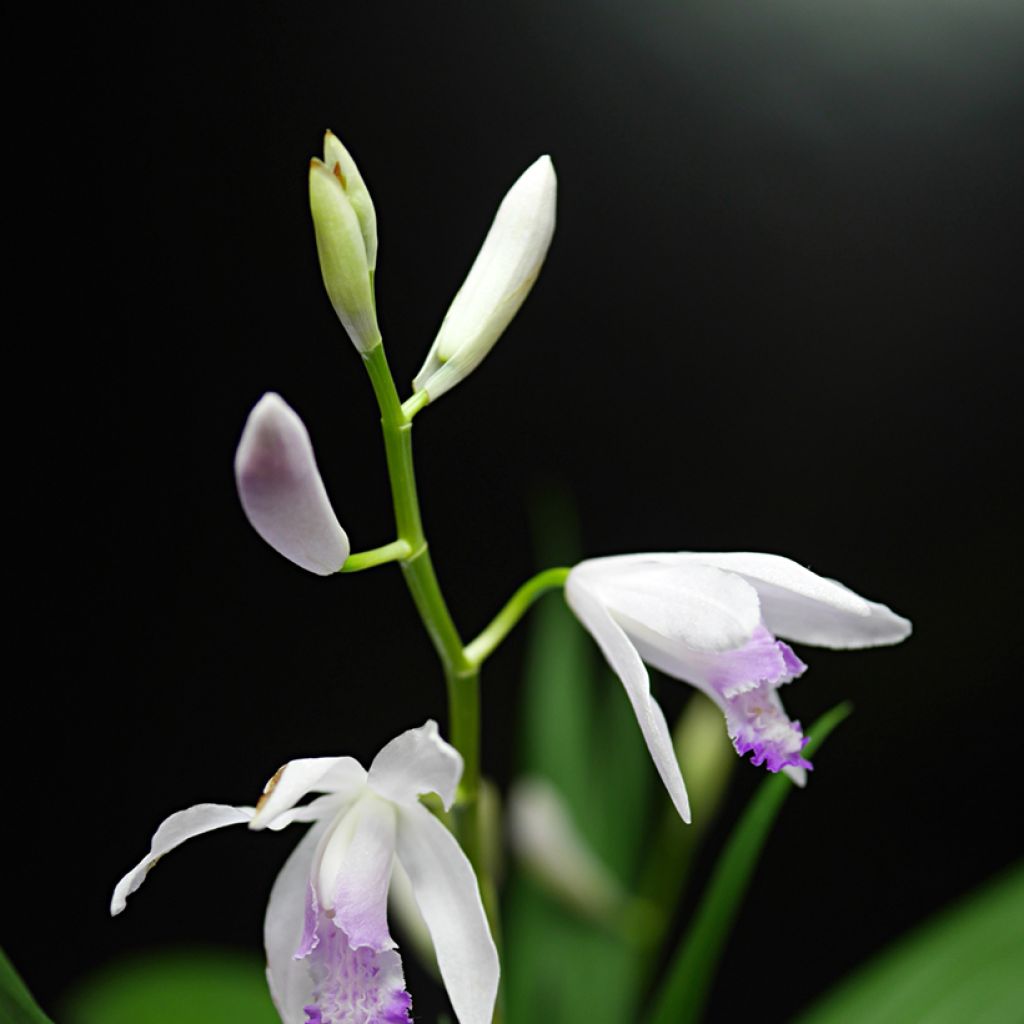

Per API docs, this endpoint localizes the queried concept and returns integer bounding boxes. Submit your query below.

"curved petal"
[669,552,912,649]
[367,720,463,811]
[265,819,330,1024]
[395,802,499,1024]
[571,557,761,653]
[565,580,691,823]
[250,756,367,831]
[110,803,253,915]
[234,393,351,576]
[413,155,557,402]
[317,796,398,952]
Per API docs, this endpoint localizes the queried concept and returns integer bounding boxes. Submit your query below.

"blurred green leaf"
[505,496,652,1024]
[1,947,54,1024]
[794,861,1024,1024]
[650,702,852,1024]
[63,948,279,1024]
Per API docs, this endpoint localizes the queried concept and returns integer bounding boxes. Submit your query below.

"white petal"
[413,155,557,402]
[367,720,463,811]
[565,578,691,823]
[317,795,398,951]
[670,552,912,649]
[572,556,761,652]
[110,803,252,915]
[234,394,351,575]
[508,777,623,916]
[395,803,499,1024]
[265,818,330,1024]
[250,756,367,831]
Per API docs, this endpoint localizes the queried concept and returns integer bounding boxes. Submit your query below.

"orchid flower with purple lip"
[566,551,912,823]
[111,721,499,1024]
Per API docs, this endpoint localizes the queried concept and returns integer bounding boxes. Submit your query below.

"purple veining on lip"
[300,912,411,1024]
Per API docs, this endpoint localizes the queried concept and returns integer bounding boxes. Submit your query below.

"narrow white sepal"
[412,155,557,402]
[249,754,367,830]
[234,393,351,576]
[110,803,253,915]
[395,803,500,1024]
[564,578,692,823]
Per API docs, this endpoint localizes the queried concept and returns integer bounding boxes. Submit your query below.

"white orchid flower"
[412,155,557,402]
[566,552,912,823]
[111,721,499,1024]
[234,392,350,575]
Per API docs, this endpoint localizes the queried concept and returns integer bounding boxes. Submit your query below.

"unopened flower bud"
[413,155,556,402]
[309,133,381,352]
[234,393,350,575]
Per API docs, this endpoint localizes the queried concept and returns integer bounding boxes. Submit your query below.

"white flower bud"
[413,155,556,402]
[310,133,381,352]
[234,393,350,575]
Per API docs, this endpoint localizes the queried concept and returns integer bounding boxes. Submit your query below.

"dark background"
[16,1,1021,1021]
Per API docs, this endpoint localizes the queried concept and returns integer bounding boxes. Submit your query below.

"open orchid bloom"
[566,552,912,823]
[111,721,499,1024]
[234,392,350,576]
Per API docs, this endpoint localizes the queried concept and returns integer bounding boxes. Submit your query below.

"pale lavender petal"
[367,720,463,811]
[565,577,691,823]
[266,820,331,1024]
[235,393,350,575]
[302,913,412,1024]
[395,802,499,1024]
[317,797,397,952]
[111,803,253,915]
[250,756,367,831]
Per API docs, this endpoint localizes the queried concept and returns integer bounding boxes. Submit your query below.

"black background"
[16,2,1022,1021]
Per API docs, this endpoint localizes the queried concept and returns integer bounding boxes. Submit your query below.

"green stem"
[465,567,571,666]
[361,344,482,858]
[339,539,413,573]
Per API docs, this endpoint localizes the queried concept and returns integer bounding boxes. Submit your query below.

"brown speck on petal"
[332,161,347,189]
[256,765,287,813]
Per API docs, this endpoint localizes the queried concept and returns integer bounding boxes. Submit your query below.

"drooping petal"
[666,552,912,649]
[110,803,253,915]
[394,802,499,1024]
[412,155,557,402]
[367,720,462,811]
[570,556,761,652]
[316,796,398,952]
[266,819,331,1024]
[564,579,691,823]
[250,756,367,831]
[234,394,351,575]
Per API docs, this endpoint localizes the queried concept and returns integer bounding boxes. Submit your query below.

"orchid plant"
[106,131,912,1024]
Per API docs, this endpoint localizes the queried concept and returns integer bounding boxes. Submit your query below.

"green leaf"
[1,948,54,1024]
[649,702,852,1024]
[62,948,279,1024]
[794,862,1024,1024]
[504,495,653,1024]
